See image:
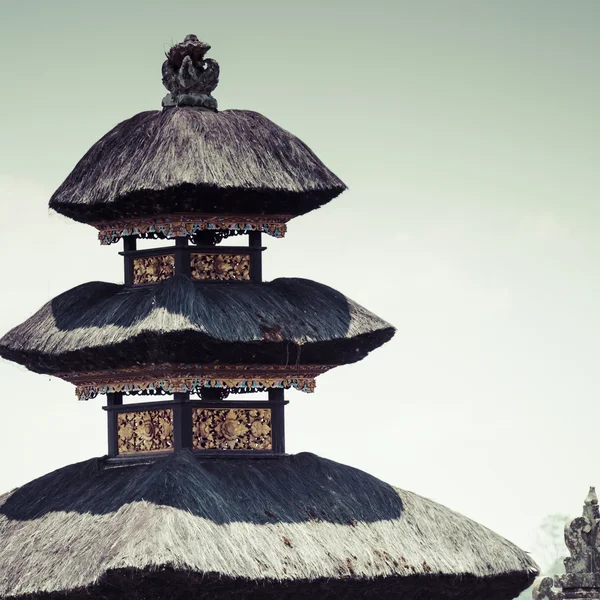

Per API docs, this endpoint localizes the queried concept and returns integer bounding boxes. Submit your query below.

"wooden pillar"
[106,392,123,457]
[123,236,137,286]
[173,392,192,451]
[249,231,263,283]
[174,237,191,278]
[269,388,285,454]
[200,388,224,401]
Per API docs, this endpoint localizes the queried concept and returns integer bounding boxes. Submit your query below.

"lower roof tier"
[0,276,394,377]
[0,452,538,599]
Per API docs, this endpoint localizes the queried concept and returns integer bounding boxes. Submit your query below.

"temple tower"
[0,35,539,600]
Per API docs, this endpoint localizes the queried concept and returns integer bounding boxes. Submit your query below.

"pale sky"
[1,0,599,575]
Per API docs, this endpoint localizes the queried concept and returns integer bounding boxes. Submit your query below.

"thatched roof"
[0,451,538,599]
[49,108,346,225]
[0,276,394,375]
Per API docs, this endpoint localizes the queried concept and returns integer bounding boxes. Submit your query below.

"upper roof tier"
[49,35,346,243]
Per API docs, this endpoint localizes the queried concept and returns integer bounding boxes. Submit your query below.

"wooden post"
[200,388,224,401]
[106,392,123,457]
[123,236,137,286]
[269,388,285,454]
[249,231,263,283]
[175,237,191,278]
[173,392,192,451]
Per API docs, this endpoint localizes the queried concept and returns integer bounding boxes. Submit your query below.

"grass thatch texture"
[0,276,395,374]
[0,569,537,600]
[0,452,538,599]
[49,108,347,224]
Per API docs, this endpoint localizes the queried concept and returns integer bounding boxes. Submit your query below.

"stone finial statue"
[162,35,219,110]
[533,488,600,600]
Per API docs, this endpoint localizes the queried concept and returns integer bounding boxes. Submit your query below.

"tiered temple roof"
[49,35,346,245]
[0,453,537,600]
[0,34,538,599]
[0,276,394,398]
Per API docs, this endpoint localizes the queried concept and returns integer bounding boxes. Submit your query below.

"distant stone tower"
[534,488,600,599]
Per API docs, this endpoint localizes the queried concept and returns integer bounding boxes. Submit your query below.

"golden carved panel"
[191,253,251,281]
[133,254,175,284]
[192,408,272,450]
[117,409,174,454]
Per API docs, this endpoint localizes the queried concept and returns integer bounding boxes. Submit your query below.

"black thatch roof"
[49,108,346,225]
[0,276,394,375]
[0,452,538,599]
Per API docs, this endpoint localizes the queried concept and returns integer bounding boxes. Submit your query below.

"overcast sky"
[1,0,599,570]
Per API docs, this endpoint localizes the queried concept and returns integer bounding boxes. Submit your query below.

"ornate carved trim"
[133,254,175,284]
[532,578,564,600]
[162,35,219,109]
[191,253,250,281]
[57,364,333,400]
[192,407,272,450]
[117,408,174,454]
[93,214,292,245]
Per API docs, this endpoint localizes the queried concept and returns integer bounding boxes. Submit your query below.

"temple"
[0,35,538,598]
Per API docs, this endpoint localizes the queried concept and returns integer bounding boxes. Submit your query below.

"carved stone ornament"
[58,364,334,400]
[191,253,251,281]
[117,409,174,454]
[532,578,565,600]
[133,254,175,285]
[93,213,291,245]
[533,488,600,600]
[161,34,219,109]
[192,408,272,450]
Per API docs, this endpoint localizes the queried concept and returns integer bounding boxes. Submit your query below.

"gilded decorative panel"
[191,253,251,281]
[192,408,272,450]
[117,409,174,454]
[132,254,175,284]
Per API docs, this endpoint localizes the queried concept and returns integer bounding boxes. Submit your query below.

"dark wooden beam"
[123,237,137,285]
[249,231,263,283]
[174,237,191,278]
[106,392,123,457]
[173,392,192,451]
[269,388,285,454]
[200,388,225,402]
[123,237,137,252]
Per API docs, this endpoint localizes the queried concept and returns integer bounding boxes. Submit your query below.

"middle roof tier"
[0,276,394,387]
